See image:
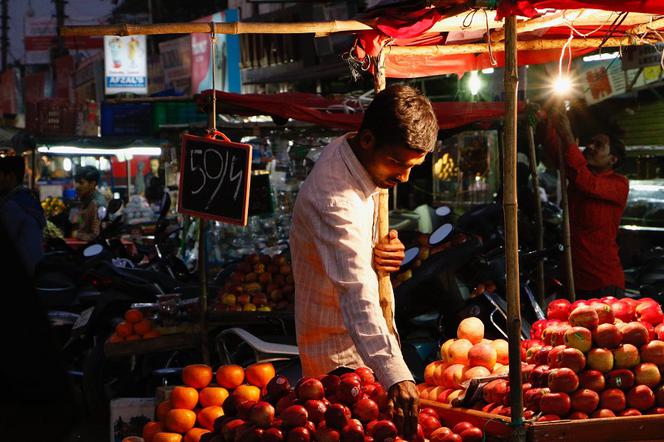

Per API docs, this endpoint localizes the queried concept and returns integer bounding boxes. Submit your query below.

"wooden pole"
[527,124,546,308]
[558,143,576,302]
[503,15,526,442]
[373,50,395,336]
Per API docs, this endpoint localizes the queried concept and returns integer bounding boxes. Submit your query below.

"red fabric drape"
[497,0,664,19]
[199,90,525,130]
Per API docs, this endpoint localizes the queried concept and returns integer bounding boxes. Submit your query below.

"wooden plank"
[420,400,513,439]
[528,414,664,442]
[104,333,200,358]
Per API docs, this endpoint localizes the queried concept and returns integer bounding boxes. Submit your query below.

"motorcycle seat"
[216,327,299,364]
[77,289,102,305]
[409,311,440,328]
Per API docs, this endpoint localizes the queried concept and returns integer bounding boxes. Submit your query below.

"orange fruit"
[153,432,183,442]
[164,409,197,433]
[197,406,224,431]
[109,334,124,343]
[143,421,163,442]
[144,330,161,339]
[184,428,210,442]
[245,362,276,388]
[134,319,153,335]
[156,401,172,421]
[116,321,133,337]
[123,437,143,442]
[126,334,141,341]
[125,308,144,323]
[170,386,199,410]
[182,364,213,389]
[232,384,261,403]
[215,365,245,389]
[199,387,229,408]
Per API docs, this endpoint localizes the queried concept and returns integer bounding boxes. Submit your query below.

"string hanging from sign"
[210,22,218,133]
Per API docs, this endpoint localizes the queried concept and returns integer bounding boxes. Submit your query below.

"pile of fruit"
[109,309,161,343]
[521,297,664,421]
[142,363,485,442]
[215,253,294,313]
[419,317,509,406]
[41,196,65,218]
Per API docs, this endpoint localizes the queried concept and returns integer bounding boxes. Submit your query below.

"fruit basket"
[525,413,664,442]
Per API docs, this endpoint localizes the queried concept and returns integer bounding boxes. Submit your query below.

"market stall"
[62,2,664,441]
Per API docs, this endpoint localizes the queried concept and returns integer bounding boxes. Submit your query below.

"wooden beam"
[628,16,664,36]
[386,36,656,56]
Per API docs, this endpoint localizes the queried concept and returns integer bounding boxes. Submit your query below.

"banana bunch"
[41,197,65,218]
[43,220,64,240]
[433,153,457,181]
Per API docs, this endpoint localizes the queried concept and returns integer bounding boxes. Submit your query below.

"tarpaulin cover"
[497,0,664,19]
[199,90,525,130]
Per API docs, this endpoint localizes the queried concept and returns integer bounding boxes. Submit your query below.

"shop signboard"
[191,9,241,94]
[622,43,664,70]
[178,133,252,225]
[104,35,148,95]
[159,36,192,95]
[25,16,104,65]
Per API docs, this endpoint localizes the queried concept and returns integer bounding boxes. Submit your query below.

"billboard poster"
[191,9,241,94]
[25,17,104,65]
[159,36,192,95]
[104,35,148,95]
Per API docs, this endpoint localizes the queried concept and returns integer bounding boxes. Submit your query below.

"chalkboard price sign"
[178,132,252,225]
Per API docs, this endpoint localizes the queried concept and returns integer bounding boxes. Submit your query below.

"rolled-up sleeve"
[312,198,413,389]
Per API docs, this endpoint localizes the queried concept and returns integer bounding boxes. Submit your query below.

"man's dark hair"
[0,155,25,183]
[609,136,626,169]
[359,84,438,152]
[74,165,100,184]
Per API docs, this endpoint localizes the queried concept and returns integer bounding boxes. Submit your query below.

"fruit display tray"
[420,399,512,440]
[526,414,664,442]
[104,332,201,358]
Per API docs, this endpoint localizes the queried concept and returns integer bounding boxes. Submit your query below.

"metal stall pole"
[504,15,526,442]
[558,146,575,302]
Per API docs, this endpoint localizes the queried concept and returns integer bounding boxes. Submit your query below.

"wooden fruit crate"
[527,414,664,442]
[104,332,200,358]
[420,399,513,440]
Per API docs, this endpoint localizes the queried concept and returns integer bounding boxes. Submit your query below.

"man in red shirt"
[551,111,629,299]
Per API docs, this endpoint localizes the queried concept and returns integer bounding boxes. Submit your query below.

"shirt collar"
[340,133,381,199]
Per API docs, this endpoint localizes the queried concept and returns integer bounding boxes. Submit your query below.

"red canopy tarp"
[497,0,664,18]
[198,90,525,130]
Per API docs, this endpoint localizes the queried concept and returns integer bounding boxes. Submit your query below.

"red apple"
[641,340,664,365]
[276,393,299,415]
[324,404,350,430]
[636,302,664,325]
[417,412,441,438]
[238,426,265,442]
[314,428,340,442]
[614,344,641,369]
[355,368,375,385]
[296,378,325,401]
[591,302,615,325]
[459,427,483,442]
[371,420,397,442]
[619,408,642,416]
[540,392,571,417]
[529,365,551,388]
[352,398,379,424]
[612,300,636,323]
[548,345,567,368]
[655,324,664,340]
[600,388,627,412]
[303,400,327,425]
[429,428,456,442]
[537,414,561,422]
[340,373,362,385]
[656,385,664,407]
[281,405,309,429]
[592,323,622,349]
[564,326,593,353]
[482,379,509,404]
[222,419,246,442]
[341,423,365,442]
[621,322,649,348]
[530,319,551,341]
[262,428,285,442]
[532,345,552,366]
[267,376,292,402]
[543,325,568,347]
[571,389,600,414]
[591,409,616,418]
[286,427,310,442]
[419,407,438,417]
[587,348,615,373]
[634,363,661,387]
[606,369,636,391]
[547,299,572,321]
[579,370,606,392]
[646,407,664,415]
[569,306,599,329]
[557,348,587,373]
[568,411,588,420]
[452,422,474,434]
[524,387,549,413]
[249,402,276,428]
[238,400,258,419]
[337,377,363,405]
[627,385,656,411]
[548,368,579,393]
[320,375,341,396]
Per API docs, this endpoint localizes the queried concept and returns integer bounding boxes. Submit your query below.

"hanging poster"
[104,35,148,95]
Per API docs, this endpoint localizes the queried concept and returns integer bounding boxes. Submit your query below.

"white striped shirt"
[289,134,413,388]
